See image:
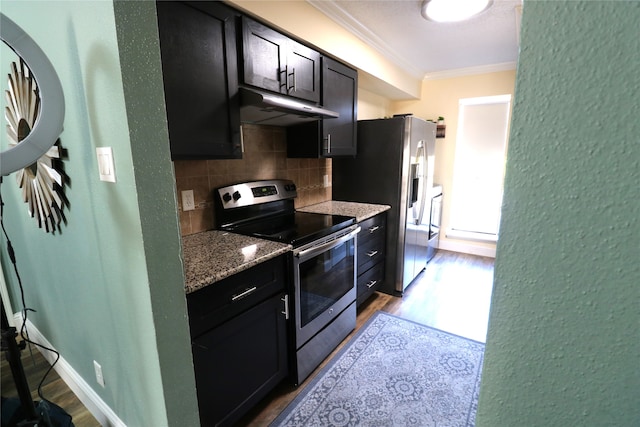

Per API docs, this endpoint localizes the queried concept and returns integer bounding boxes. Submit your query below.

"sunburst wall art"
[5,59,64,233]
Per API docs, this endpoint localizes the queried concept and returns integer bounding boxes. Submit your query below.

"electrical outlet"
[182,190,195,211]
[94,360,105,387]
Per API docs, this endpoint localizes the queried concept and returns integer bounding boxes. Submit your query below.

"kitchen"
[2,1,635,427]
[4,0,513,425]
[163,0,512,424]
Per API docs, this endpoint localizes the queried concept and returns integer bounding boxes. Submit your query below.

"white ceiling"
[308,0,522,80]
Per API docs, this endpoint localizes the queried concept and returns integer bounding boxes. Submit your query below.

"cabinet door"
[286,40,321,103]
[241,17,287,94]
[321,57,357,157]
[241,17,320,103]
[192,293,289,427]
[286,57,357,158]
[156,1,241,159]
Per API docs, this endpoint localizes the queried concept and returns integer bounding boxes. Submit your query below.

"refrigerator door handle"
[413,143,428,225]
[409,164,419,207]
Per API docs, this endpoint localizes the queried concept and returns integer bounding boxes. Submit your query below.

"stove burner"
[215,180,355,246]
[223,211,355,247]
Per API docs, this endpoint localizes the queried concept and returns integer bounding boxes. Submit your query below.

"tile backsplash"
[175,124,332,236]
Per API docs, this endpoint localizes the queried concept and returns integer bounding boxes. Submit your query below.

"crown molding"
[307,1,517,85]
[306,0,424,79]
[424,62,517,80]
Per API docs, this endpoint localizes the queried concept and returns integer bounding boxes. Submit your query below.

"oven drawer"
[357,213,386,247]
[357,262,384,306]
[187,254,288,338]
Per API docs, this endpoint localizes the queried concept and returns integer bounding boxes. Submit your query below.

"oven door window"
[298,239,355,327]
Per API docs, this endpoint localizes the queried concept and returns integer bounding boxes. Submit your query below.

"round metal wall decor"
[2,13,66,233]
[5,60,64,232]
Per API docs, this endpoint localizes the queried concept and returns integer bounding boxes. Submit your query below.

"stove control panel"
[252,185,277,197]
[216,179,297,209]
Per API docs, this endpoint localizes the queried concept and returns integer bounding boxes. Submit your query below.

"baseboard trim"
[12,314,126,427]
[437,240,496,258]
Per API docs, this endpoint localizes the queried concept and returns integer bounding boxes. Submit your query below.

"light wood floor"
[238,249,494,426]
[0,250,493,427]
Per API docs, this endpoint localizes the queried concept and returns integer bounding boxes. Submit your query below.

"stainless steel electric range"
[214,179,360,385]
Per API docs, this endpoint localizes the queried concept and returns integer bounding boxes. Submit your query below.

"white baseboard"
[12,313,126,427]
[437,239,496,258]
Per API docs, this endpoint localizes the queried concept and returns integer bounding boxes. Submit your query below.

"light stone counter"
[182,230,291,294]
[298,200,390,223]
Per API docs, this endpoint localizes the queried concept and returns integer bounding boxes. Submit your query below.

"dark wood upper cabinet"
[241,16,320,104]
[287,57,358,157]
[156,1,242,159]
[286,40,321,103]
[156,2,356,159]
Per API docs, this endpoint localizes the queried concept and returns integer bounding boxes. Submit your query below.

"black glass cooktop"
[223,211,355,247]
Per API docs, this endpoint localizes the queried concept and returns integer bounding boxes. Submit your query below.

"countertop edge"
[182,230,292,294]
[182,201,390,294]
[297,200,391,223]
[185,245,291,294]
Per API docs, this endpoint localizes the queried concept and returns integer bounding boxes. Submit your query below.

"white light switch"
[96,147,116,182]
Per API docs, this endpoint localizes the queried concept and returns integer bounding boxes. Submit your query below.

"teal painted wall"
[477,1,640,426]
[0,1,198,425]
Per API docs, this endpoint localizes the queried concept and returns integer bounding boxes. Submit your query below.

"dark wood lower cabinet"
[356,213,387,306]
[192,293,288,426]
[187,255,289,426]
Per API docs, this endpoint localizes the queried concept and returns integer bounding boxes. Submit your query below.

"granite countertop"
[182,230,291,294]
[298,200,390,222]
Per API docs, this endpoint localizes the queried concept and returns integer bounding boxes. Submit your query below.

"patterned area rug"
[271,311,484,427]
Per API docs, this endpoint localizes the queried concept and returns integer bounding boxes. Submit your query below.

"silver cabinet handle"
[290,67,296,92]
[323,134,332,153]
[280,65,288,90]
[231,286,257,301]
[366,250,378,257]
[368,226,380,234]
[285,67,296,93]
[281,294,289,319]
[366,280,377,288]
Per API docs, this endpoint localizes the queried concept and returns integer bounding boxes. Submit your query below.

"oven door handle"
[294,226,361,260]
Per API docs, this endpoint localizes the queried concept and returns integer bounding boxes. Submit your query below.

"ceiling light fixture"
[421,0,493,23]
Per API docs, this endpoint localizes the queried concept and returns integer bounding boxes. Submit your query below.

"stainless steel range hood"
[239,87,339,126]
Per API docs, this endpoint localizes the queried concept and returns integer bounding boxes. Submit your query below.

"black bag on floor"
[1,397,74,427]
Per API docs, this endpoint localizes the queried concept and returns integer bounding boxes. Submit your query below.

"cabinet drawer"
[357,234,385,274]
[357,262,384,306]
[187,255,287,337]
[358,214,386,246]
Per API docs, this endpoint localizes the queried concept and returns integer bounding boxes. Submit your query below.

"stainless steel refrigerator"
[333,116,436,295]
